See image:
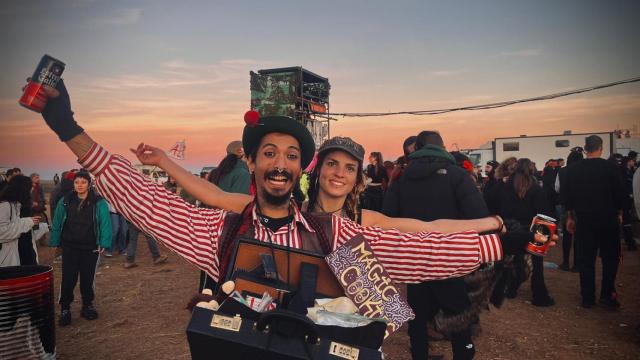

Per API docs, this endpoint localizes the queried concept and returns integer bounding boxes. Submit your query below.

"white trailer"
[461,142,494,176]
[615,137,640,156]
[493,132,614,168]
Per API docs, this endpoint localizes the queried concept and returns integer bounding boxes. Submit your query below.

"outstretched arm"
[333,215,554,284]
[130,143,252,213]
[363,209,503,234]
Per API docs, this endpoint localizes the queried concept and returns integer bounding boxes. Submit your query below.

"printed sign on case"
[325,235,415,338]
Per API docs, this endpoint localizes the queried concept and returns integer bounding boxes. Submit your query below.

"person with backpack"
[50,171,112,326]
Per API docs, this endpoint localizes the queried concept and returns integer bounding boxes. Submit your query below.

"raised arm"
[130,143,252,213]
[34,79,226,281]
[363,209,503,234]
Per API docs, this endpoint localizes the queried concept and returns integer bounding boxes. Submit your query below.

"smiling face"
[247,132,302,207]
[318,150,360,200]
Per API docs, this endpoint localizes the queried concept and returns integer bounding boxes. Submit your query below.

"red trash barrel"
[0,265,56,359]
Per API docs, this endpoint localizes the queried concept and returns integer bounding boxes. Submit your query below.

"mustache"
[264,168,293,181]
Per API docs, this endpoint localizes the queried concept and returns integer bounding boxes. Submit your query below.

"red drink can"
[527,214,556,256]
[19,55,65,113]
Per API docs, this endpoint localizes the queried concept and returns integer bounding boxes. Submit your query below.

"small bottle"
[19,55,66,113]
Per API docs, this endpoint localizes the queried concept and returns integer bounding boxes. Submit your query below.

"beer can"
[19,55,65,113]
[527,214,556,256]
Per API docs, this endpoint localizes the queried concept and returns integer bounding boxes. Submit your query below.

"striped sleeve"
[78,143,225,281]
[332,215,503,284]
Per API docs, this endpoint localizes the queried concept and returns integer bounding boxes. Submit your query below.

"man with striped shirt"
[35,80,532,299]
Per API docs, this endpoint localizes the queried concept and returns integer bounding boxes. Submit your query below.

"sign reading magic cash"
[325,235,415,337]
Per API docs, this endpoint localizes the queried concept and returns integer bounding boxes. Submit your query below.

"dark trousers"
[575,214,620,302]
[18,232,38,265]
[407,278,474,360]
[59,247,99,309]
[506,254,549,301]
[530,255,549,301]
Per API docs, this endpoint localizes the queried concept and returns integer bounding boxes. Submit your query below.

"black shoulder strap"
[217,202,255,284]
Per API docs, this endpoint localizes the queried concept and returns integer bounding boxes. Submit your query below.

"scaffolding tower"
[250,67,331,148]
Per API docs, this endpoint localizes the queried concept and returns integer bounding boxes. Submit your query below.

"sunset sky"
[1,0,639,178]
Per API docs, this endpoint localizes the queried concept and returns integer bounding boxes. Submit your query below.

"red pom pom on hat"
[64,170,77,181]
[244,110,260,127]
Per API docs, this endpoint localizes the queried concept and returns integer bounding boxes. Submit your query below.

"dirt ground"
[32,233,639,360]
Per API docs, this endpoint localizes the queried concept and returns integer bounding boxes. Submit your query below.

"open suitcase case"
[186,237,411,359]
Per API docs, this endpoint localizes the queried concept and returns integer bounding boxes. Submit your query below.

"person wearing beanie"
[484,160,500,193]
[389,136,417,187]
[50,171,112,326]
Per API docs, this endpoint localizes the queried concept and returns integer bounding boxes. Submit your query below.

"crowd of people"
[1,78,635,360]
[0,167,171,327]
[353,133,630,358]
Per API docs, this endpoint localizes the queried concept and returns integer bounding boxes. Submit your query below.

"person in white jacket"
[0,175,41,267]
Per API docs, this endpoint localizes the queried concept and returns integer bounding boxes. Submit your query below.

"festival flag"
[168,140,186,160]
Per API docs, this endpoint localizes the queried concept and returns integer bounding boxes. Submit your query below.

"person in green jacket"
[199,140,251,291]
[206,141,251,195]
[50,171,112,326]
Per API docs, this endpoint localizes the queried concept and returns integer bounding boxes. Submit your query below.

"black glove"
[498,218,535,256]
[41,79,84,142]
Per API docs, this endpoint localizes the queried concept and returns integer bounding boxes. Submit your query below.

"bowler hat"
[242,114,316,169]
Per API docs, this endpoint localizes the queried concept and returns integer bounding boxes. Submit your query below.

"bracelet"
[493,215,504,233]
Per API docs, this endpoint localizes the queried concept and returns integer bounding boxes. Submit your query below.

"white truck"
[463,131,639,173]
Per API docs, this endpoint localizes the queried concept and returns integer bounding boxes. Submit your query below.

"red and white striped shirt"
[79,143,503,284]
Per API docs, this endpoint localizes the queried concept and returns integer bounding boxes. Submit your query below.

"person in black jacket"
[557,149,584,271]
[383,130,489,360]
[363,151,388,212]
[492,158,555,307]
[483,160,500,193]
[563,135,625,308]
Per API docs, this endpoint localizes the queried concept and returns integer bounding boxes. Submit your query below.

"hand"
[618,214,623,225]
[532,232,558,247]
[130,143,167,167]
[31,216,42,225]
[94,246,105,254]
[25,77,84,142]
